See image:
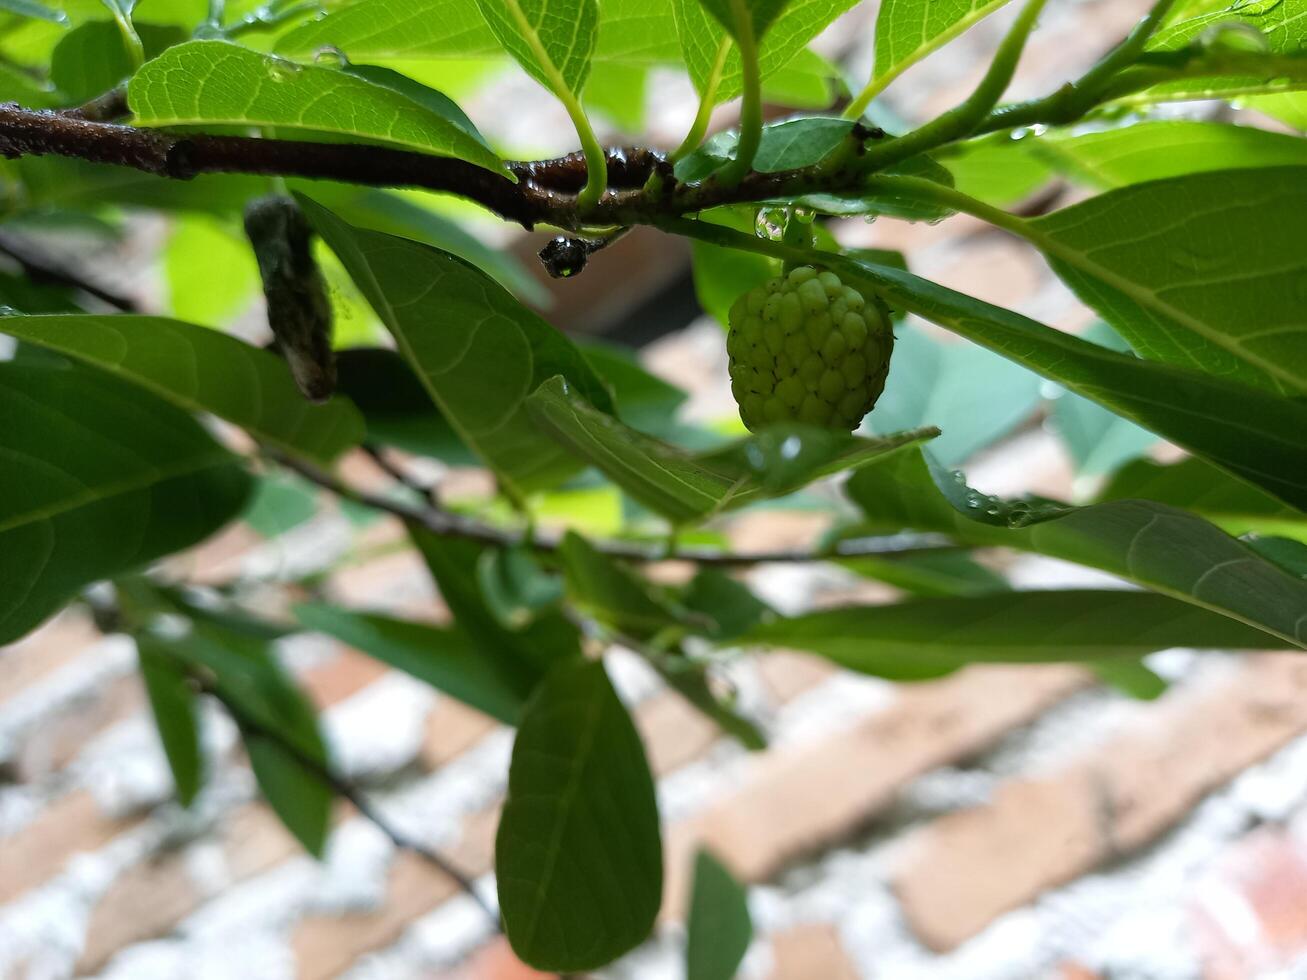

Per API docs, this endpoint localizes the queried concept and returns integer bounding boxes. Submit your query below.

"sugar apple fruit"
[727,266,893,431]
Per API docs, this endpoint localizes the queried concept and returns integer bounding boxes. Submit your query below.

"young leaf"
[1034,121,1307,189]
[0,314,365,464]
[128,40,507,177]
[861,0,1015,107]
[275,0,500,60]
[294,603,527,723]
[0,362,252,645]
[526,374,936,523]
[1027,167,1307,396]
[559,530,682,638]
[137,637,204,806]
[497,658,662,971]
[686,850,753,980]
[846,446,1307,649]
[299,196,615,497]
[826,251,1307,512]
[746,589,1280,680]
[474,0,598,96]
[1091,657,1168,701]
[166,621,333,855]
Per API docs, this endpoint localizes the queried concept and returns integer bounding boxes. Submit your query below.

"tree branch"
[0,230,138,311]
[271,451,954,566]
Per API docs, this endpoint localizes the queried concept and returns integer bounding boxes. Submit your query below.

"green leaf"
[294,603,527,723]
[50,21,184,103]
[594,0,681,62]
[1247,535,1307,577]
[676,117,854,180]
[690,219,779,328]
[696,0,789,42]
[580,341,689,439]
[1090,657,1169,701]
[474,0,598,95]
[787,152,958,222]
[0,314,364,465]
[826,252,1307,512]
[1035,122,1307,189]
[300,196,615,497]
[846,446,1307,649]
[1142,0,1307,103]
[686,849,753,980]
[1028,167,1307,396]
[0,0,69,24]
[842,548,1009,598]
[673,0,856,104]
[275,0,500,61]
[747,589,1285,680]
[761,46,839,108]
[242,473,319,539]
[340,63,493,151]
[936,133,1053,206]
[526,374,936,524]
[559,531,681,638]
[477,545,565,628]
[870,0,1015,96]
[411,528,582,684]
[0,362,252,645]
[128,40,507,176]
[867,323,1041,465]
[162,217,260,326]
[13,157,273,217]
[136,637,204,806]
[584,60,648,130]
[1244,91,1307,129]
[150,621,332,856]
[497,658,662,972]
[679,569,772,639]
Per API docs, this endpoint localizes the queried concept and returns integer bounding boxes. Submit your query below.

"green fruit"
[727,265,893,431]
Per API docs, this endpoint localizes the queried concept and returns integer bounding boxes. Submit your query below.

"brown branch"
[61,85,130,123]
[273,451,954,566]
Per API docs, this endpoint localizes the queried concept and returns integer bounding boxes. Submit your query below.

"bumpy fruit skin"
[726,266,893,432]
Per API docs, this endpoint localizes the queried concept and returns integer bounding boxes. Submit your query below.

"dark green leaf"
[526,374,936,523]
[846,446,1307,649]
[1091,658,1169,701]
[13,157,272,216]
[301,197,616,497]
[827,252,1307,512]
[0,314,365,464]
[1028,167,1307,395]
[1245,535,1307,578]
[129,40,507,175]
[580,341,689,438]
[747,589,1282,680]
[842,548,1008,598]
[497,658,662,971]
[788,153,958,222]
[341,63,492,150]
[242,473,319,539]
[686,849,753,980]
[559,531,682,638]
[476,546,565,629]
[137,636,204,806]
[50,21,184,103]
[0,362,252,645]
[294,603,527,723]
[679,569,772,639]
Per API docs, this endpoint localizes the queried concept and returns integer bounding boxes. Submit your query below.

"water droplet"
[951,470,967,485]
[754,207,786,241]
[1029,124,1048,137]
[1010,127,1030,141]
[1166,243,1230,274]
[1040,380,1064,400]
[0,305,17,317]
[1200,21,1270,52]
[313,45,349,68]
[780,435,802,460]
[965,491,983,509]
[791,207,815,225]
[984,505,1001,517]
[267,58,303,81]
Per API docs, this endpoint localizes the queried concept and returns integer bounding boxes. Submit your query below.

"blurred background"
[5,0,1307,977]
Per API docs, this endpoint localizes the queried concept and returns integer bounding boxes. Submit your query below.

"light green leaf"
[1243,91,1307,129]
[1028,167,1307,396]
[162,217,259,326]
[686,850,752,980]
[1034,122,1307,189]
[0,362,251,645]
[475,0,598,95]
[128,40,507,176]
[300,196,615,497]
[242,473,319,539]
[497,658,662,971]
[1090,658,1169,701]
[673,0,856,104]
[871,0,1015,96]
[584,59,647,131]
[867,323,1041,465]
[748,588,1281,680]
[846,446,1307,649]
[526,374,936,523]
[0,314,365,465]
[826,251,1307,512]
[294,603,527,723]
[275,0,501,60]
[594,0,681,63]
[13,156,273,216]
[761,46,839,108]
[137,637,204,806]
[936,133,1053,206]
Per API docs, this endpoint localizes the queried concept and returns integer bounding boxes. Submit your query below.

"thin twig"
[0,230,138,311]
[202,678,499,925]
[61,85,130,122]
[362,443,441,508]
[272,451,954,565]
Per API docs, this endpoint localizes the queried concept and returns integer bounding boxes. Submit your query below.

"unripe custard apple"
[727,266,894,432]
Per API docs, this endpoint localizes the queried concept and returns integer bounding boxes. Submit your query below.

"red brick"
[0,790,135,904]
[769,923,858,980]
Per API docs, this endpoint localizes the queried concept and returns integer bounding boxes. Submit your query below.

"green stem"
[719,0,763,186]
[671,38,732,163]
[111,8,145,71]
[561,90,608,213]
[855,0,1048,174]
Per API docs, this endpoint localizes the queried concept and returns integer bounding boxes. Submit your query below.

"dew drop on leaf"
[313,46,349,68]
